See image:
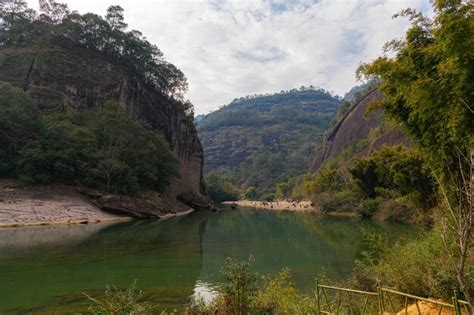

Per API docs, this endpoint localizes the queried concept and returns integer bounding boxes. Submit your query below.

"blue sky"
[27,0,433,114]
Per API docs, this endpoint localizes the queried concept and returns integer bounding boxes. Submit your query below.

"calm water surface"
[0,207,417,313]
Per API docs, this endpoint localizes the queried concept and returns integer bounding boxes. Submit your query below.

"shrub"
[253,268,314,314]
[352,230,473,300]
[350,146,436,208]
[218,257,260,314]
[319,190,359,213]
[85,281,156,315]
[205,172,240,202]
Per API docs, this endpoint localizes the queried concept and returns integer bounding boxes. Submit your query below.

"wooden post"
[377,287,384,315]
[452,290,461,315]
[316,279,321,315]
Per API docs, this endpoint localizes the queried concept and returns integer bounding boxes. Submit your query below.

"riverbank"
[0,179,131,228]
[223,200,316,211]
[223,200,359,217]
[0,179,201,228]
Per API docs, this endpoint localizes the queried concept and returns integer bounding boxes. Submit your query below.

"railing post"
[316,279,321,315]
[377,287,383,315]
[452,290,461,315]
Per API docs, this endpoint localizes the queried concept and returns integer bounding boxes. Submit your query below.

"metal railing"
[315,280,472,315]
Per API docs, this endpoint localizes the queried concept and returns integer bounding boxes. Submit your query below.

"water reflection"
[0,207,415,313]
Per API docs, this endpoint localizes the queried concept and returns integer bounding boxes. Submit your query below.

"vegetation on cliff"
[0,82,178,194]
[0,0,189,107]
[0,1,202,197]
[198,87,339,200]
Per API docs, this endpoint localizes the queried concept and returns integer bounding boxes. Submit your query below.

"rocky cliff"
[311,88,409,171]
[0,45,208,217]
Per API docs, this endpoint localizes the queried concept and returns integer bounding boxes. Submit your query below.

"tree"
[350,159,378,198]
[39,0,69,24]
[358,0,473,303]
[105,5,127,31]
[0,82,41,174]
[0,0,27,29]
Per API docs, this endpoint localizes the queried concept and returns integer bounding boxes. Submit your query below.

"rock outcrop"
[0,45,208,216]
[311,89,410,171]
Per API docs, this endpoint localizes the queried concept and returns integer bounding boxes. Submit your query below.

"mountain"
[312,88,409,171]
[298,88,433,223]
[0,5,208,219]
[197,88,340,199]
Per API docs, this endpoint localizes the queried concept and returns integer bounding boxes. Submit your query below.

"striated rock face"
[312,89,410,171]
[0,45,208,215]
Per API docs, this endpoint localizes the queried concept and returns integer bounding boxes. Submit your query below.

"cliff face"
[0,45,207,215]
[312,89,409,171]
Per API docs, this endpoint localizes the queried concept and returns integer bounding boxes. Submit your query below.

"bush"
[187,258,318,314]
[205,172,240,202]
[319,190,359,213]
[253,268,315,314]
[218,257,260,314]
[85,281,156,315]
[356,198,381,218]
[350,146,436,208]
[352,230,473,301]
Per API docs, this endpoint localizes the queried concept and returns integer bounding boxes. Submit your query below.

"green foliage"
[85,281,155,315]
[319,191,359,214]
[0,83,178,195]
[205,171,240,202]
[358,0,473,202]
[352,230,473,300]
[198,89,340,200]
[350,146,436,208]
[253,268,314,314]
[0,1,189,102]
[218,257,260,314]
[350,159,379,198]
[0,81,42,174]
[310,167,345,194]
[198,89,336,132]
[188,259,318,314]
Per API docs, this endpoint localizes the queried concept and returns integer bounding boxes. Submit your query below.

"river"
[0,206,417,313]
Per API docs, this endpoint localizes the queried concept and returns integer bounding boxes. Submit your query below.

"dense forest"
[0,0,189,194]
[197,87,340,201]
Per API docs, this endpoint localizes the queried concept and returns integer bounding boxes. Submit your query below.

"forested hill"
[0,1,208,217]
[197,88,340,200]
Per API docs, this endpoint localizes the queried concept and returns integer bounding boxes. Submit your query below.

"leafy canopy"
[358,0,474,185]
[0,82,178,195]
[0,0,189,103]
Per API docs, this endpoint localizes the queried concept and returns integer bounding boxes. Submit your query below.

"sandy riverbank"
[0,179,131,228]
[223,200,317,211]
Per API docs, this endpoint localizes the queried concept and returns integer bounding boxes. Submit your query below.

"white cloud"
[26,0,432,114]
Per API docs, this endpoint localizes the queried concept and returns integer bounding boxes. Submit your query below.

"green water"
[0,207,416,313]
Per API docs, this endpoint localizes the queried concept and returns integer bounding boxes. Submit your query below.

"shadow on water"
[0,212,209,313]
[0,207,417,313]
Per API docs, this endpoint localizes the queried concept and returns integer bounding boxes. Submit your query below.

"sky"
[26,0,433,114]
